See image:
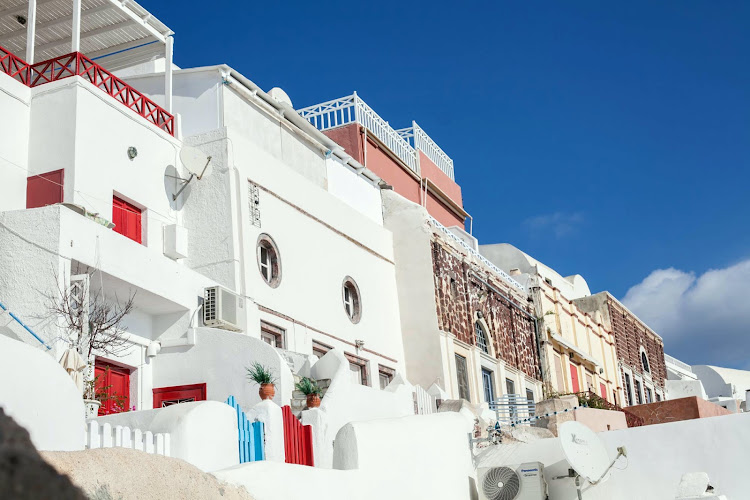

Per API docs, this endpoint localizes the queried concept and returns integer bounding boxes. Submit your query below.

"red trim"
[0,45,173,135]
[112,196,143,244]
[152,383,207,408]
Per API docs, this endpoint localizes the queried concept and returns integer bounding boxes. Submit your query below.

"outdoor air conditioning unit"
[477,462,547,500]
[203,286,242,332]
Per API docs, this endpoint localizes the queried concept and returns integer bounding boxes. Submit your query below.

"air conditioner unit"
[478,462,547,500]
[203,286,242,332]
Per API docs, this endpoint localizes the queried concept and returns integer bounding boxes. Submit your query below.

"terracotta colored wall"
[431,240,542,381]
[418,151,463,207]
[323,124,364,164]
[323,126,464,228]
[626,396,732,426]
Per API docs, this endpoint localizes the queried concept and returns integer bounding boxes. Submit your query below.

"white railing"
[297,93,420,174]
[413,385,438,415]
[427,216,526,292]
[665,354,692,373]
[85,420,170,456]
[397,121,455,180]
[490,394,536,426]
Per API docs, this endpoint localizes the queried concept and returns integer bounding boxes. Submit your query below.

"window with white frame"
[257,234,281,287]
[475,321,489,354]
[378,365,395,389]
[346,353,368,386]
[342,277,362,323]
[260,321,285,349]
[641,350,650,373]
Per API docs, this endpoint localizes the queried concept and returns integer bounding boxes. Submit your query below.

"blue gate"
[226,395,265,463]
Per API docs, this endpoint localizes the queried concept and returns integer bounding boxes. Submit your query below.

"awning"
[550,333,601,368]
[0,0,172,70]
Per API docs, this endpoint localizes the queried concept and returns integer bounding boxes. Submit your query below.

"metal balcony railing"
[298,93,456,180]
[427,215,525,292]
[0,45,174,136]
[396,121,455,180]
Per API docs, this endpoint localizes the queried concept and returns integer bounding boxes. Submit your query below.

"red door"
[95,360,131,415]
[600,383,607,400]
[27,169,64,208]
[569,364,580,393]
[153,384,206,408]
[112,196,142,244]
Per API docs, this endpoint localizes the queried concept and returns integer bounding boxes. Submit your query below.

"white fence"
[427,215,526,292]
[396,121,455,180]
[85,420,171,456]
[414,385,438,415]
[298,93,457,180]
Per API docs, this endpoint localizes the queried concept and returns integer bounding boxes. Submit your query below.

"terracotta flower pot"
[259,383,275,401]
[306,394,321,408]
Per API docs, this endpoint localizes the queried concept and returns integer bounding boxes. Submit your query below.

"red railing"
[282,405,314,466]
[0,45,174,136]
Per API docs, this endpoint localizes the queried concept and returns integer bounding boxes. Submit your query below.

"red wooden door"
[569,364,580,393]
[600,383,608,400]
[282,405,314,466]
[26,169,64,208]
[153,384,207,408]
[112,196,142,244]
[94,360,130,415]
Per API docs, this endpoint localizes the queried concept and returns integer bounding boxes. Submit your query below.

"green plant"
[83,369,128,414]
[295,377,322,396]
[246,362,277,385]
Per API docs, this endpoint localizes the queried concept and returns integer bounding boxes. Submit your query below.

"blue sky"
[150,1,749,367]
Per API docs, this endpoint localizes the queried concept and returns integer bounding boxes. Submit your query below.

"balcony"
[1,45,174,135]
[297,93,455,180]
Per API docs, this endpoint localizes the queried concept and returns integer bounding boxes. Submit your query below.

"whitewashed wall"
[0,336,85,451]
[94,401,237,472]
[478,412,750,500]
[0,73,30,212]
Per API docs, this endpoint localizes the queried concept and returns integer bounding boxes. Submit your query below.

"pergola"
[0,0,174,111]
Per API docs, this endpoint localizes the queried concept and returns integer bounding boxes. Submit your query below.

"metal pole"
[25,0,36,63]
[71,0,81,52]
[164,36,173,113]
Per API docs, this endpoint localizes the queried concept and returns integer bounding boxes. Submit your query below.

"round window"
[257,234,281,288]
[342,277,362,323]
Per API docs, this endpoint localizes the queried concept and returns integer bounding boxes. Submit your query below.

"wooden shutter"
[26,169,64,208]
[112,196,142,244]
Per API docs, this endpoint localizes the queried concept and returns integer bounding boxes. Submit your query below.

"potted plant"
[82,369,129,418]
[295,377,323,409]
[246,362,277,400]
[83,377,101,418]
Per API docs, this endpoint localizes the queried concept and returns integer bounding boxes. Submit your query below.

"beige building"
[480,244,621,404]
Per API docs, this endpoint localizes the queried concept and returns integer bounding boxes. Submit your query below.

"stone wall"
[607,296,667,390]
[431,239,541,381]
[625,396,732,426]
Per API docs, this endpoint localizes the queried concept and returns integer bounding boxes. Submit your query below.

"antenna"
[170,146,212,201]
[556,422,627,500]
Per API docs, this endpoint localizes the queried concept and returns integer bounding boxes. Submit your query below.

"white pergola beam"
[25,0,36,62]
[164,35,173,112]
[0,3,115,45]
[35,19,136,54]
[0,0,57,21]
[71,0,81,52]
[107,0,170,42]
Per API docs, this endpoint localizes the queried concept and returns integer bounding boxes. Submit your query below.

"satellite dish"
[169,146,212,201]
[268,87,293,108]
[559,421,611,483]
[180,146,212,179]
[557,421,627,496]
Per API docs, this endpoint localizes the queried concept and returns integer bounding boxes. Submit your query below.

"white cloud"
[622,259,750,369]
[522,212,584,238]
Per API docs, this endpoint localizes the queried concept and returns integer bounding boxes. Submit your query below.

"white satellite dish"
[170,146,212,200]
[557,421,627,498]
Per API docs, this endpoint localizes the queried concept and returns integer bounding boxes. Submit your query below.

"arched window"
[641,350,650,373]
[342,277,362,323]
[257,234,281,288]
[475,321,489,354]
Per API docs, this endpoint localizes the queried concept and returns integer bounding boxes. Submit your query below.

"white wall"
[0,336,85,451]
[0,73,30,212]
[94,401,237,472]
[478,412,750,499]
[333,412,476,499]
[665,379,708,400]
[153,327,294,410]
[325,157,383,225]
[304,349,415,468]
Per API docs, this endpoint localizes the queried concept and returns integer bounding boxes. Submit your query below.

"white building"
[691,365,750,413]
[0,0,407,420]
